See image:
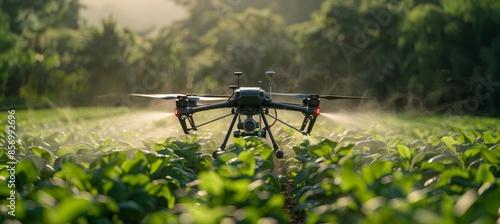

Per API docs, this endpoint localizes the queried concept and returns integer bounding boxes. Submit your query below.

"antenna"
[265,71,276,99]
[234,72,243,88]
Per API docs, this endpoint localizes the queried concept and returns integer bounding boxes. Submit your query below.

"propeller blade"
[199,94,232,98]
[270,93,310,98]
[270,93,369,100]
[189,96,228,101]
[319,95,371,100]
[130,94,228,101]
[129,94,184,100]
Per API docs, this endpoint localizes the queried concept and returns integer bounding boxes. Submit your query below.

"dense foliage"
[286,114,500,223]
[0,108,499,223]
[1,0,499,115]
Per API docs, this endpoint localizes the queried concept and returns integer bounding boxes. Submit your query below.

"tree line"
[1,0,499,115]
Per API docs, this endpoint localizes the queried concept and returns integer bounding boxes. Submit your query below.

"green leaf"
[118,201,146,221]
[238,150,256,176]
[44,194,92,224]
[442,136,457,152]
[435,168,471,188]
[56,145,79,156]
[264,194,285,209]
[122,173,150,187]
[355,139,386,150]
[309,139,336,158]
[482,132,499,144]
[194,154,213,171]
[28,146,57,164]
[120,151,147,174]
[428,136,441,146]
[101,151,127,165]
[397,145,412,159]
[100,179,127,201]
[411,151,438,167]
[214,151,237,166]
[145,181,175,208]
[143,211,178,223]
[474,164,495,183]
[147,154,168,175]
[339,168,366,193]
[481,149,500,164]
[463,145,485,159]
[255,144,273,160]
[421,161,446,172]
[361,161,393,183]
[335,143,354,156]
[54,163,90,190]
[460,130,475,144]
[16,159,40,190]
[199,171,224,196]
[232,137,246,149]
[293,139,310,155]
[428,153,462,167]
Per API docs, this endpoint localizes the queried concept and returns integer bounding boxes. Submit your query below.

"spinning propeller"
[270,93,370,100]
[130,94,228,101]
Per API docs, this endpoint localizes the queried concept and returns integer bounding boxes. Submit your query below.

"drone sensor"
[239,117,259,132]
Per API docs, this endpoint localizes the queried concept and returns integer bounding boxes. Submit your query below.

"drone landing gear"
[213,112,284,159]
[260,113,284,159]
[213,113,239,158]
[212,150,225,158]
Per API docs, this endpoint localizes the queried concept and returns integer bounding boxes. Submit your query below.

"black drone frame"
[131,71,368,158]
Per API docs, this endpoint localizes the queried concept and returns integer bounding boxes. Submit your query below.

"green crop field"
[1,107,499,223]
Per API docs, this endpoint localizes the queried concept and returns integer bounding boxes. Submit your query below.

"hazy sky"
[80,0,187,31]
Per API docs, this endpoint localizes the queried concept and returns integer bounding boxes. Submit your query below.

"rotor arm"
[176,101,236,116]
[265,101,320,135]
[265,101,317,114]
[175,101,236,134]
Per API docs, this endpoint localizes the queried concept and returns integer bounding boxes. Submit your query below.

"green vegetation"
[1,0,500,115]
[1,108,499,223]
[1,0,499,222]
[286,113,500,223]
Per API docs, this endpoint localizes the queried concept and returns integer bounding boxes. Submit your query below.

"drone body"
[131,71,368,158]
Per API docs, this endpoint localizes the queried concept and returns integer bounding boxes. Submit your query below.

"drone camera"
[238,117,259,132]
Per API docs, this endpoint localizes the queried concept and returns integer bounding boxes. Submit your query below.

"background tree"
[398,0,500,113]
[189,8,296,93]
[0,0,499,115]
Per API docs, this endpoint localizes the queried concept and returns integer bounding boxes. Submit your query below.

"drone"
[131,71,368,159]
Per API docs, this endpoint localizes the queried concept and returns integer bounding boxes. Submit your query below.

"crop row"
[0,132,290,223]
[284,129,500,223]
[1,111,500,223]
